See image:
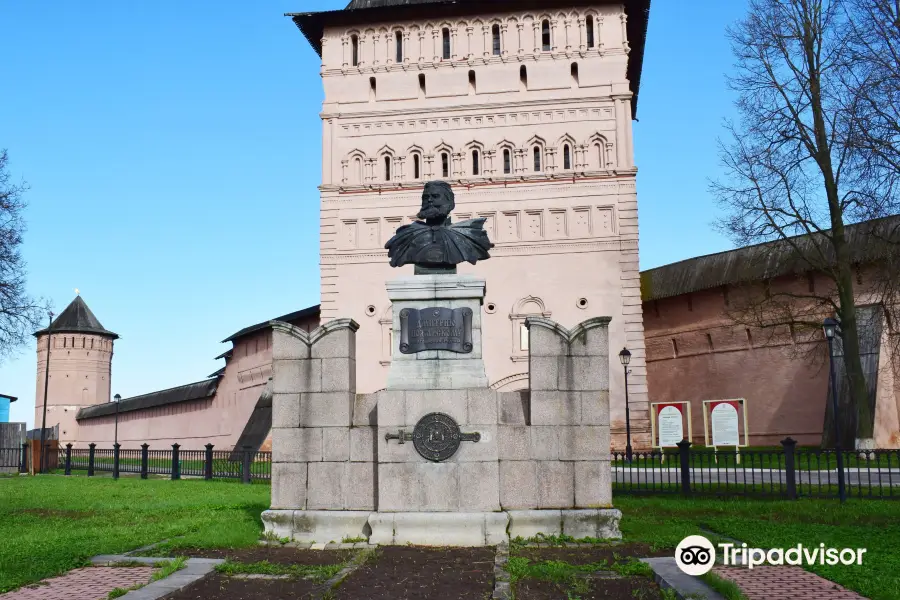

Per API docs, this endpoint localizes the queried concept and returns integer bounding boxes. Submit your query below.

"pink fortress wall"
[644,271,900,448]
[72,313,320,450]
[316,3,651,450]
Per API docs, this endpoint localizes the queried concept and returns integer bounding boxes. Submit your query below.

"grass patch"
[700,571,750,600]
[0,476,268,593]
[215,559,344,583]
[341,536,367,544]
[615,496,900,600]
[104,557,186,599]
[150,557,187,582]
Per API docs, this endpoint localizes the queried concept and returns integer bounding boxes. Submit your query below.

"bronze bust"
[384,181,494,274]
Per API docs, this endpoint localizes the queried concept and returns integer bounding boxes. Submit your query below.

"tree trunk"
[803,12,875,446]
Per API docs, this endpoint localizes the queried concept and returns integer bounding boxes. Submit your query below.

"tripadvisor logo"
[675,535,868,574]
[675,535,716,576]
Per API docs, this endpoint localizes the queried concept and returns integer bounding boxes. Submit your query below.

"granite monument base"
[262,509,621,546]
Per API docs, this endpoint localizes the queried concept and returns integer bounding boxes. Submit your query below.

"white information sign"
[711,403,740,446]
[657,405,684,447]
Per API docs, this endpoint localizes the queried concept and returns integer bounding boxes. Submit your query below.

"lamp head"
[619,347,632,366]
[114,393,121,403]
[823,317,839,340]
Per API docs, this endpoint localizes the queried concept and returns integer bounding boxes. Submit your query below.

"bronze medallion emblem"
[412,412,481,462]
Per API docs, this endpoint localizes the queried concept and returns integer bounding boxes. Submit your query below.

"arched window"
[354,157,363,182]
[413,154,421,179]
[369,77,376,101]
[533,146,542,171]
[63,337,67,348]
[503,148,512,174]
[595,143,604,169]
[519,65,528,91]
[492,24,501,55]
[441,152,450,177]
[468,70,476,95]
[571,62,579,87]
[442,28,451,59]
[419,73,426,96]
[384,156,391,181]
[472,150,480,176]
[395,30,403,62]
[542,20,551,51]
[563,144,572,170]
[351,34,359,66]
[586,16,595,48]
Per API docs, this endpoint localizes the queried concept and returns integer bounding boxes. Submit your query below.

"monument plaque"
[386,412,480,462]
[399,307,473,354]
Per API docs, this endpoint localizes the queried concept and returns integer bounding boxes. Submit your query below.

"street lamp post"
[39,311,54,474]
[113,393,121,447]
[618,348,633,462]
[823,317,847,503]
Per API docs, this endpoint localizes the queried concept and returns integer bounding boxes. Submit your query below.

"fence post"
[781,437,797,500]
[64,443,72,476]
[140,444,149,480]
[113,443,121,480]
[677,439,692,496]
[87,443,96,477]
[204,444,214,481]
[241,446,252,484]
[20,442,28,474]
[171,443,180,480]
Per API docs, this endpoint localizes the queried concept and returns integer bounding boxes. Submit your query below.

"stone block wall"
[270,318,376,511]
[498,316,612,509]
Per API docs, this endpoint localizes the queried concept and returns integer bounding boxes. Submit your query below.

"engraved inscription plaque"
[399,307,473,354]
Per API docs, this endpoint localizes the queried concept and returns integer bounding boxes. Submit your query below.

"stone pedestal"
[262,308,623,547]
[385,275,489,390]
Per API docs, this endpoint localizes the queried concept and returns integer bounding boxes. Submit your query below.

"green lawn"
[0,475,268,592]
[615,496,900,600]
[2,476,898,600]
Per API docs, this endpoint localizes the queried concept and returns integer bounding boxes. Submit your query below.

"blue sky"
[1,1,748,428]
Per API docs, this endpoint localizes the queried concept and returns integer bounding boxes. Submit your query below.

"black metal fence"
[613,438,900,501]
[55,443,271,482]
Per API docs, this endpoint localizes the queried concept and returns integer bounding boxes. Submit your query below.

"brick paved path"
[1,567,154,600]
[714,565,865,599]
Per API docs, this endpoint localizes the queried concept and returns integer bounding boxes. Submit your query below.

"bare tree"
[0,149,46,363]
[711,0,900,448]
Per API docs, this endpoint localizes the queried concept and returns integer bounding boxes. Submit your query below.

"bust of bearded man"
[384,181,494,274]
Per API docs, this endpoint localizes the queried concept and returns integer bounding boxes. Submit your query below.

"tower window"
[413,154,421,179]
[63,337,66,348]
[442,28,451,59]
[472,150,480,176]
[586,16,595,48]
[384,156,391,181]
[369,77,376,101]
[571,62,579,87]
[503,149,512,174]
[533,146,542,172]
[441,152,450,177]
[564,144,572,170]
[468,70,476,94]
[492,24,501,55]
[354,157,363,182]
[519,65,527,91]
[395,30,403,62]
[419,73,426,96]
[542,20,551,51]
[351,34,359,66]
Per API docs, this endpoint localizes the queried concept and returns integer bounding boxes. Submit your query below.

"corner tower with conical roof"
[33,296,118,445]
